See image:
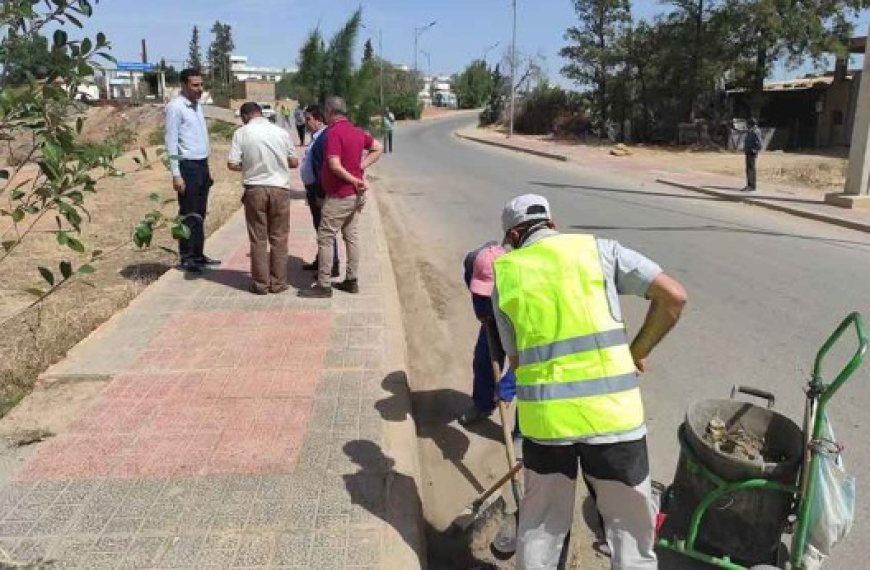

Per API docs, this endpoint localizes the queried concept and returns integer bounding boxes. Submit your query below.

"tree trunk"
[687,0,704,121]
[751,38,766,118]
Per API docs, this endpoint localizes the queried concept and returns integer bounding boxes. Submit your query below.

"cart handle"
[811,312,868,408]
[730,385,775,409]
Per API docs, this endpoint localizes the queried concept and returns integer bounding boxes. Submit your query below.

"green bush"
[515,85,586,135]
[208,119,236,142]
[105,123,136,150]
[386,92,422,120]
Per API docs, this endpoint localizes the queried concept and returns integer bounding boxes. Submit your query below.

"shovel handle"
[730,385,775,409]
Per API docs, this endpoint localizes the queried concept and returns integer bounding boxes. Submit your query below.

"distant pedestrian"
[164,68,220,273]
[227,102,299,295]
[300,104,340,277]
[743,118,762,192]
[298,96,383,298]
[294,106,307,146]
[382,107,395,153]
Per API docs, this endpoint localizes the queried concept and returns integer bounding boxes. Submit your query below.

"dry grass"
[0,130,242,416]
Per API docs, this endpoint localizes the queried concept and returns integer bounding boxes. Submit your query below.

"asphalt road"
[374,113,870,568]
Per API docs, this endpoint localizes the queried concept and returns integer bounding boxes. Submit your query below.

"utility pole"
[509,0,517,138]
[379,29,384,112]
[413,21,436,75]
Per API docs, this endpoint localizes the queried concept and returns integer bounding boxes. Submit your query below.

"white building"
[230,55,289,83]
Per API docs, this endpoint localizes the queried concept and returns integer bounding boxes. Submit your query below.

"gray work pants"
[517,437,657,570]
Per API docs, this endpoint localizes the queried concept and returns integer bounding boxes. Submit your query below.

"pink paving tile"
[221,370,276,399]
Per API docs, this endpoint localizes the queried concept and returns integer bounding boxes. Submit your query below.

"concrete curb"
[656,179,870,234]
[454,131,569,162]
[369,190,428,569]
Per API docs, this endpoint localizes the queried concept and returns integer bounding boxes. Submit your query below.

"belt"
[180,158,209,164]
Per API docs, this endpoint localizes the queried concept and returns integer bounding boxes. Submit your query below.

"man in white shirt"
[227,102,300,294]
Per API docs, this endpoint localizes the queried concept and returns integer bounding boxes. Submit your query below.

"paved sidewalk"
[0,182,424,568]
[457,129,870,233]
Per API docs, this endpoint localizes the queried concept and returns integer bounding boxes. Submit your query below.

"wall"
[232,80,276,103]
[817,77,855,147]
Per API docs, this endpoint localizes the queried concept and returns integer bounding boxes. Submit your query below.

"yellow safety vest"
[494,233,644,442]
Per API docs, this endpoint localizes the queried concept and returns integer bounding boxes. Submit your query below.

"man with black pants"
[299,104,339,277]
[165,68,219,272]
[743,118,762,192]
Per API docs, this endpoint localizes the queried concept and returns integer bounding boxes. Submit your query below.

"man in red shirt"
[299,96,383,298]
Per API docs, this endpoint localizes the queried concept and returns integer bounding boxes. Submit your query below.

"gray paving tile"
[93,534,133,553]
[158,535,202,568]
[309,546,347,568]
[272,531,311,566]
[120,535,169,569]
[11,537,54,563]
[232,533,274,567]
[78,550,123,569]
[28,504,79,535]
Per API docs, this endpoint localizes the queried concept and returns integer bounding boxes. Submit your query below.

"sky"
[75,0,870,84]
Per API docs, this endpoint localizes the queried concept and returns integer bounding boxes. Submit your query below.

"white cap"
[501,194,552,232]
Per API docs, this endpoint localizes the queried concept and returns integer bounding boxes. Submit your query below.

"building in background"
[230,55,288,83]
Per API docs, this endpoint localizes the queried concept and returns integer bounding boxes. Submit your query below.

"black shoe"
[180,260,203,273]
[740,186,757,192]
[298,285,333,298]
[458,405,492,427]
[302,260,318,271]
[197,255,222,265]
[333,279,358,294]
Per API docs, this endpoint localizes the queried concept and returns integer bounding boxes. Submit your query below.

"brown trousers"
[317,193,366,287]
[243,185,290,292]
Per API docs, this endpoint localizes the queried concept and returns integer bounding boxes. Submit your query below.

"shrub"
[208,119,236,142]
[386,92,422,120]
[148,125,165,146]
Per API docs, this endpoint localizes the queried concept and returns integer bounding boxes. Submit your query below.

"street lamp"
[419,49,432,78]
[413,20,437,75]
[509,0,517,138]
[482,41,500,64]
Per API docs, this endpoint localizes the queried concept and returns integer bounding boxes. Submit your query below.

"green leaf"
[24,288,45,298]
[78,264,96,275]
[38,267,54,287]
[96,32,107,47]
[81,38,92,53]
[1,240,17,252]
[11,209,24,223]
[171,223,191,241]
[0,169,8,180]
[60,261,72,279]
[140,147,148,161]
[91,249,103,260]
[158,246,178,257]
[149,192,160,203]
[10,190,25,200]
[67,14,83,28]
[53,29,68,48]
[67,237,85,253]
[76,117,84,135]
[56,231,70,246]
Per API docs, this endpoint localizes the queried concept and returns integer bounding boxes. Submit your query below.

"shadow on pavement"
[530,181,727,202]
[376,372,503,494]
[343,439,495,570]
[119,261,171,282]
[702,185,822,205]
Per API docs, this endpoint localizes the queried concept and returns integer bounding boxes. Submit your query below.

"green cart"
[657,312,868,569]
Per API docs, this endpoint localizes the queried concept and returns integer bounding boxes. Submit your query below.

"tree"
[187,25,202,70]
[324,9,362,101]
[287,29,327,103]
[0,0,187,325]
[480,64,509,125]
[720,0,863,116]
[206,21,234,100]
[159,58,180,85]
[2,34,74,86]
[454,60,494,109]
[560,0,631,133]
[363,38,374,63]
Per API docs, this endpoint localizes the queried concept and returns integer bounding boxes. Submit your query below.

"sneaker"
[270,284,289,294]
[298,285,333,298]
[333,279,358,294]
[741,186,757,192]
[458,405,491,427]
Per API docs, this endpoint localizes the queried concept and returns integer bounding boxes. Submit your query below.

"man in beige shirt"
[228,102,299,294]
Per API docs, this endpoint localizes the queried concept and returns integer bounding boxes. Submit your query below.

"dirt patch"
[0,139,241,417]
[77,104,166,149]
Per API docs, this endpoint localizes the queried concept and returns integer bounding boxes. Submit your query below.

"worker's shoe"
[249,283,268,296]
[196,255,222,266]
[740,186,757,192]
[458,405,491,427]
[333,278,359,294]
[180,260,203,274]
[298,285,333,299]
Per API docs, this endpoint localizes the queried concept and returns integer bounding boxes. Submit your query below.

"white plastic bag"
[802,413,856,569]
